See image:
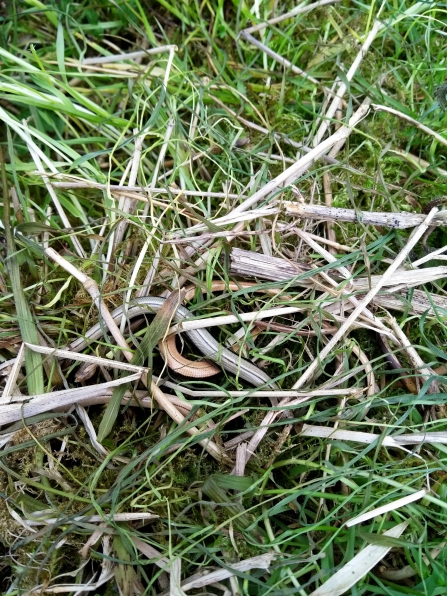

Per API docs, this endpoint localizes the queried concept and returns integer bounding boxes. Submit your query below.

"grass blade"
[97,290,184,441]
[1,145,43,395]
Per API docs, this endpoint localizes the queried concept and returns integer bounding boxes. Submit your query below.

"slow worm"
[68,295,279,389]
[69,282,332,389]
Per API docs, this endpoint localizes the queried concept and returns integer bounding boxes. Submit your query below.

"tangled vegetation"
[1,0,447,594]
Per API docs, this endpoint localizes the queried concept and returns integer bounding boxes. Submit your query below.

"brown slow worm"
[158,281,332,377]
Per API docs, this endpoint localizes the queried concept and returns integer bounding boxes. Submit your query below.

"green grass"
[2,0,447,594]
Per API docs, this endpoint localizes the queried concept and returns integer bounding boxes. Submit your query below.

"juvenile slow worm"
[158,281,294,379]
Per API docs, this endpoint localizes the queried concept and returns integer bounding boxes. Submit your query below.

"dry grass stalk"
[0,343,25,403]
[169,305,306,334]
[285,201,445,228]
[82,45,177,65]
[239,30,319,85]
[24,127,86,259]
[169,554,276,593]
[159,381,361,398]
[45,247,133,356]
[242,0,340,35]
[299,424,447,447]
[113,129,148,249]
[293,227,393,336]
[308,522,409,596]
[313,20,382,146]
[25,343,149,374]
[231,247,447,315]
[387,316,439,393]
[231,101,371,217]
[0,375,142,426]
[345,489,427,528]
[27,512,159,525]
[49,179,248,200]
[372,103,447,148]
